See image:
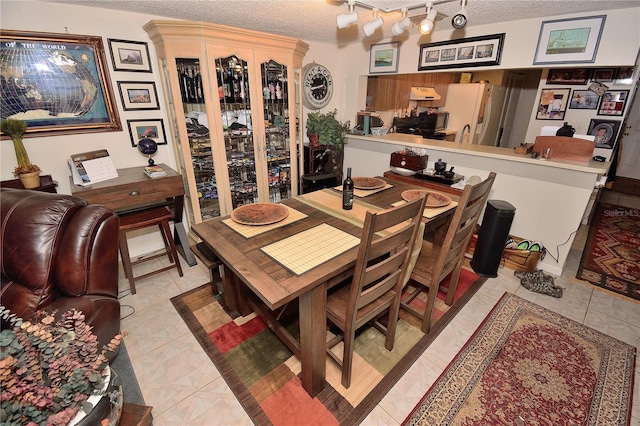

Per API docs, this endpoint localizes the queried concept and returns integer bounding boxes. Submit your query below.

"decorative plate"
[401,190,452,208]
[352,177,386,190]
[390,166,417,176]
[231,203,289,225]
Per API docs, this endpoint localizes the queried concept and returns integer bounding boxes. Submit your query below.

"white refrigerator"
[443,83,506,145]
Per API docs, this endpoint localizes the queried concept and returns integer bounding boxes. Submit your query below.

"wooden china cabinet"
[144,20,308,228]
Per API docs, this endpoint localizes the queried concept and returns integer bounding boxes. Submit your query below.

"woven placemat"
[223,205,307,238]
[392,200,458,219]
[261,223,360,275]
[334,183,393,198]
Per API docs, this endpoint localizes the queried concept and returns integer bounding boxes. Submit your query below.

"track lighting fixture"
[336,0,358,29]
[418,4,438,35]
[335,0,468,38]
[363,8,383,37]
[391,8,410,36]
[452,0,468,29]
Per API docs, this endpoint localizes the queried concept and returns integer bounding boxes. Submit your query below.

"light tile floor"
[120,225,639,425]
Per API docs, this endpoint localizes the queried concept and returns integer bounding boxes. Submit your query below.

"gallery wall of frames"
[535,66,633,150]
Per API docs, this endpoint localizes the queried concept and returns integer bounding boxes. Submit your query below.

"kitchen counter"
[344,133,610,275]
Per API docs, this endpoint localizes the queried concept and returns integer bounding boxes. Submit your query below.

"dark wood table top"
[191,176,458,310]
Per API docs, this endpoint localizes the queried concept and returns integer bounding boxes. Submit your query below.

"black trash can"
[470,200,516,277]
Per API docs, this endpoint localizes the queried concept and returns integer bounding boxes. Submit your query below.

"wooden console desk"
[70,164,196,266]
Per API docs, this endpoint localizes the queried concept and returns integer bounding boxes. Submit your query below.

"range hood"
[409,86,441,101]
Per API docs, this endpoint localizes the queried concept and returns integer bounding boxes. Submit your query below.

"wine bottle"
[342,167,354,210]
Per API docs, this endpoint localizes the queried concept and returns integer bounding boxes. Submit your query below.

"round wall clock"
[302,62,333,110]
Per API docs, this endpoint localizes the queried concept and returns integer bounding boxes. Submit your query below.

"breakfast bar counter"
[344,133,610,275]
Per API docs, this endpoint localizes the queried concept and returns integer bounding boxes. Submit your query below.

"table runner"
[223,205,307,238]
[392,200,458,219]
[261,223,360,275]
[298,189,385,227]
[333,183,393,198]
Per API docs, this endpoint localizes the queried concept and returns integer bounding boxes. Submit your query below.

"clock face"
[303,63,333,110]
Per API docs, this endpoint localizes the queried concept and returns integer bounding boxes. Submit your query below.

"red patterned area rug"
[577,203,640,301]
[171,268,485,425]
[403,292,636,425]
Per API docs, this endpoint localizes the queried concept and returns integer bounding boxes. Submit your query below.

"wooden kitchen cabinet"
[144,20,308,227]
[367,72,462,110]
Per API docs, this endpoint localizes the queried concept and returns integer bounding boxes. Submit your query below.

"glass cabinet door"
[261,60,292,203]
[175,58,221,221]
[215,55,257,209]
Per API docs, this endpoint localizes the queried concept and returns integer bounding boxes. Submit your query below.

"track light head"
[418,8,437,35]
[337,11,359,29]
[391,17,411,36]
[363,16,384,37]
[452,0,468,29]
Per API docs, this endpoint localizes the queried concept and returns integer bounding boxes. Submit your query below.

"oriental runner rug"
[171,268,484,425]
[403,292,636,425]
[576,202,640,301]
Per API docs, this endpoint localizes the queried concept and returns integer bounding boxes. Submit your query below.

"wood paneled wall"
[367,72,462,110]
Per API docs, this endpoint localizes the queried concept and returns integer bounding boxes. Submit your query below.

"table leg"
[298,283,327,397]
[221,265,240,317]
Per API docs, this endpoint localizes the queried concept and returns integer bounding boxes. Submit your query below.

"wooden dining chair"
[401,172,496,333]
[325,194,427,388]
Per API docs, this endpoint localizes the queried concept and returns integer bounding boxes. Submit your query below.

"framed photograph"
[615,67,635,85]
[597,90,629,116]
[569,90,599,109]
[536,88,570,120]
[117,81,160,110]
[592,68,615,82]
[547,68,590,84]
[0,30,121,138]
[369,42,399,74]
[418,33,505,71]
[533,15,606,65]
[588,119,621,149]
[108,39,152,72]
[127,119,167,147]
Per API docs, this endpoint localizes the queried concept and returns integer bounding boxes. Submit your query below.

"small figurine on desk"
[138,138,158,166]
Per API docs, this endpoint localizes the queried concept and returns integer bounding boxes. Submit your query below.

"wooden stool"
[190,242,222,295]
[118,207,183,294]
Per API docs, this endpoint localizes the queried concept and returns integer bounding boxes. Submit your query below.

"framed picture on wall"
[108,39,153,72]
[0,29,121,138]
[533,15,605,65]
[569,90,599,109]
[127,119,167,147]
[117,81,160,110]
[536,88,570,120]
[547,68,590,84]
[369,42,399,74]
[597,90,629,116]
[588,119,621,149]
[615,67,635,85]
[592,68,615,82]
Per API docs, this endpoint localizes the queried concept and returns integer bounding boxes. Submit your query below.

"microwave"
[435,112,449,131]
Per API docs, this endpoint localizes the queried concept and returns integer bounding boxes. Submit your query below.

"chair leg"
[385,304,401,351]
[341,327,358,389]
[118,230,136,295]
[158,223,175,264]
[421,283,440,334]
[445,266,462,306]
[159,220,183,277]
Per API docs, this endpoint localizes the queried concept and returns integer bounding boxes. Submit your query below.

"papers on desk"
[69,149,118,186]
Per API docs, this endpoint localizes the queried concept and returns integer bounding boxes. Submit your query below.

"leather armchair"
[1,188,121,352]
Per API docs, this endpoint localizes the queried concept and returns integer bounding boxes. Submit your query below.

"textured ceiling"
[41,0,639,45]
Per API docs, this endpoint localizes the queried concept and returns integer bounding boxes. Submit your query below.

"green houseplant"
[305,109,350,178]
[1,118,41,189]
[0,306,123,425]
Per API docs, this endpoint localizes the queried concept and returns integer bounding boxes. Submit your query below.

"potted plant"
[1,118,41,189]
[305,109,350,178]
[0,306,124,426]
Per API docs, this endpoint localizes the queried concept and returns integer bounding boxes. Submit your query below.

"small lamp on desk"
[138,138,158,166]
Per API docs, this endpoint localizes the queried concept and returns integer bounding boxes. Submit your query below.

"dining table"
[191,175,460,396]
